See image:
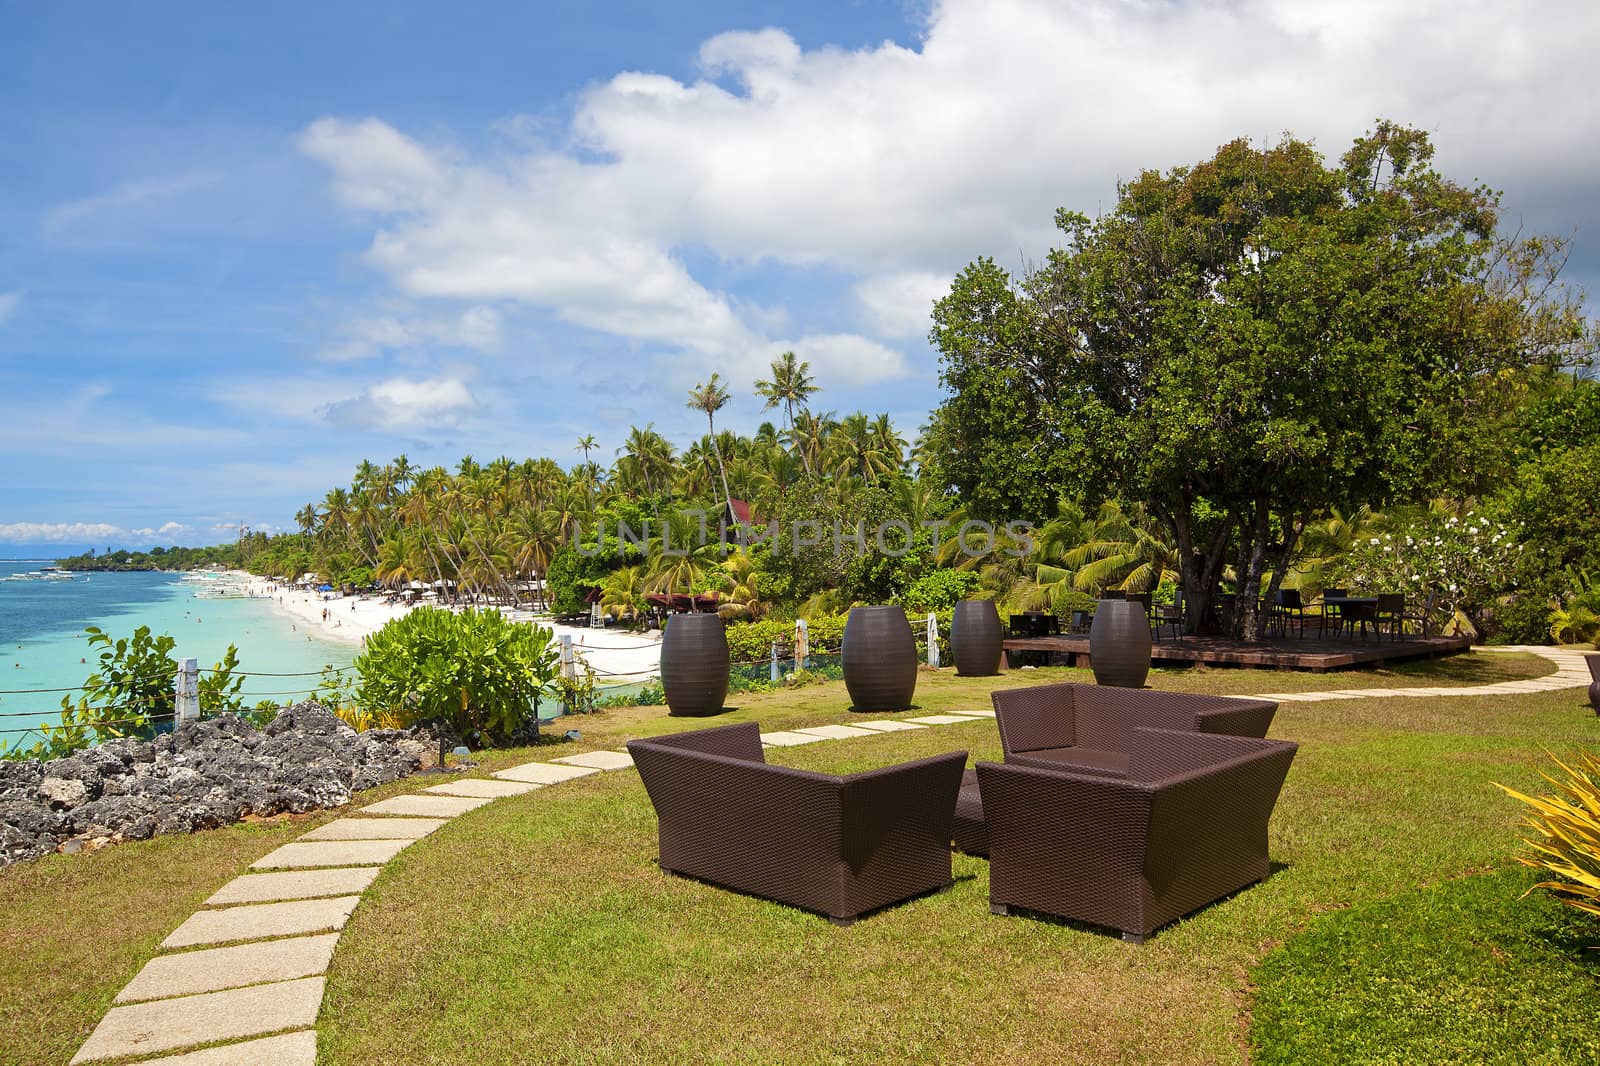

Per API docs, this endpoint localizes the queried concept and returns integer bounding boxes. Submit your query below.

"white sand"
[237,574,661,682]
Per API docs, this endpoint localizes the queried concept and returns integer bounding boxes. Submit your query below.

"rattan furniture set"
[630,682,1296,942]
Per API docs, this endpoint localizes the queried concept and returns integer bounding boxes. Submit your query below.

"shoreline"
[231,573,663,682]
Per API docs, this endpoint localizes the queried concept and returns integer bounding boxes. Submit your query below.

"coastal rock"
[37,777,89,810]
[0,703,445,869]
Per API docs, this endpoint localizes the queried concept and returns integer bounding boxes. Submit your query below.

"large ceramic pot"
[1587,653,1600,715]
[660,613,730,717]
[843,605,918,711]
[1089,598,1151,688]
[951,599,1003,677]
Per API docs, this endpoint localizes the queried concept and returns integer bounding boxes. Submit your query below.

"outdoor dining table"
[1322,595,1379,639]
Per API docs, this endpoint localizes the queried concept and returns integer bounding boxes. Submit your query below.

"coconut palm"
[687,374,734,519]
[755,352,819,473]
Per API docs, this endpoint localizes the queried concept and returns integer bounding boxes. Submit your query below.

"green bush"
[7,625,244,760]
[902,568,981,614]
[724,614,847,663]
[353,607,560,745]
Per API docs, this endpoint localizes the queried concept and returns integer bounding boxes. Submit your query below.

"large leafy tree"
[930,122,1593,638]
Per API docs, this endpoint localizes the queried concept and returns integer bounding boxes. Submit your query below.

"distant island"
[55,544,241,572]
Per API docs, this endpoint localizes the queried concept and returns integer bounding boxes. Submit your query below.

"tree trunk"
[1239,499,1272,642]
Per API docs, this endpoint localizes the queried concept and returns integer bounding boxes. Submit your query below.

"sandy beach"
[238,574,662,683]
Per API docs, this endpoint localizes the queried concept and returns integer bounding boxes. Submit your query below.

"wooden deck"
[1001,632,1473,672]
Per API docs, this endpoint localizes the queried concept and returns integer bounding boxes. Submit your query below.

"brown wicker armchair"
[627,722,966,925]
[978,727,1297,942]
[991,682,1277,776]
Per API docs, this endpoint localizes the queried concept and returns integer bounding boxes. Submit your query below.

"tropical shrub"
[724,614,847,663]
[902,568,982,614]
[354,607,560,744]
[1548,570,1600,645]
[1495,749,1600,925]
[1335,508,1522,638]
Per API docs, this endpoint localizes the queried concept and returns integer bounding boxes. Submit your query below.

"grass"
[1250,866,1600,1064]
[0,649,1590,1065]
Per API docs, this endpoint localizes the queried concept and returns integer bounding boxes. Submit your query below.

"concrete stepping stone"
[906,714,986,725]
[301,817,446,841]
[949,709,996,718]
[163,897,361,949]
[793,724,879,740]
[71,977,324,1063]
[851,720,927,732]
[494,761,601,785]
[423,778,543,798]
[551,750,635,770]
[118,934,339,1003]
[206,867,380,906]
[758,730,827,747]
[360,794,491,817]
[251,839,412,869]
[133,1030,317,1065]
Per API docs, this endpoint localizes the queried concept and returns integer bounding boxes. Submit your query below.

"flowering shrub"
[1335,510,1522,637]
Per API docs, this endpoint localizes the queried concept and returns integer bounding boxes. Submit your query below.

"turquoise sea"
[0,560,355,751]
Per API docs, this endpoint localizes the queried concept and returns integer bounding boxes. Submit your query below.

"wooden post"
[174,658,199,724]
[770,641,781,683]
[559,635,574,715]
[926,613,940,668]
[794,618,809,670]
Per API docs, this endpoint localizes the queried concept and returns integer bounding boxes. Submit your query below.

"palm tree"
[294,504,319,537]
[755,352,819,473]
[687,374,734,521]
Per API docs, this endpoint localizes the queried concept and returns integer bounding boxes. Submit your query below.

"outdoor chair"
[1374,593,1405,640]
[990,682,1278,776]
[1402,590,1437,637]
[1340,600,1378,640]
[627,722,966,925]
[1153,592,1184,642]
[979,727,1298,942]
[1317,588,1347,637]
[1269,589,1307,638]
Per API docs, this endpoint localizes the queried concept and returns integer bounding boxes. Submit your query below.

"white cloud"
[761,334,910,388]
[853,273,949,339]
[321,375,479,432]
[299,0,1600,390]
[42,170,222,239]
[319,304,504,362]
[0,291,21,325]
[0,521,192,544]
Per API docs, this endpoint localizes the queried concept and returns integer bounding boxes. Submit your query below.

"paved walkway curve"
[1253,645,1593,704]
[68,646,1592,1063]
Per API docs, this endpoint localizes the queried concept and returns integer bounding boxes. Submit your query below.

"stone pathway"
[1253,645,1592,703]
[69,646,1592,1061]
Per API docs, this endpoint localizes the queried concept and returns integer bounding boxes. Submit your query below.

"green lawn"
[2,651,1595,1065]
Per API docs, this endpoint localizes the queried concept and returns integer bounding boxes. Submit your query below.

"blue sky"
[2,0,1597,556]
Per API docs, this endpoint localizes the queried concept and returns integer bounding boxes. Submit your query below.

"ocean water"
[0,561,355,751]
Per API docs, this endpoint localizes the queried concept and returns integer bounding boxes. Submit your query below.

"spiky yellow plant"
[333,705,407,733]
[1495,749,1600,920]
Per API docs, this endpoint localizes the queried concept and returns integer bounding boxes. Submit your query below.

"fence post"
[559,635,574,715]
[926,613,940,669]
[174,658,199,724]
[794,618,809,670]
[770,641,781,684]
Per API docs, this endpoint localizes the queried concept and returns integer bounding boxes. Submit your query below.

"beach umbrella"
[318,584,333,591]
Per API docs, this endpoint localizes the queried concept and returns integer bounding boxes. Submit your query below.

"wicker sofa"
[991,682,1277,775]
[979,726,1297,942]
[627,722,966,925]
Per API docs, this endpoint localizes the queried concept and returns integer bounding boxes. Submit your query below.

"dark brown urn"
[1089,598,1151,688]
[660,613,730,717]
[1587,653,1600,714]
[951,599,1003,676]
[842,605,918,711]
